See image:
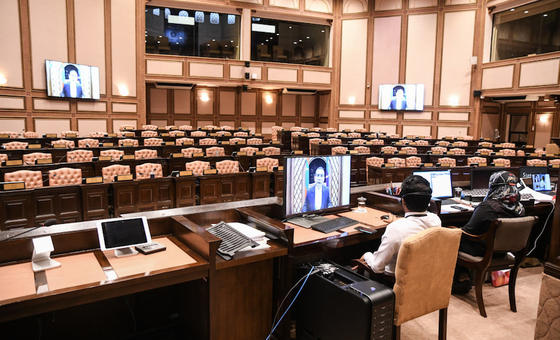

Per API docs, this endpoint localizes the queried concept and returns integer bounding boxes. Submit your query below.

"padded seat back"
[118,138,138,147]
[436,141,450,147]
[449,148,465,155]
[5,170,43,189]
[215,131,231,137]
[332,146,348,155]
[371,139,384,145]
[493,217,536,252]
[402,146,417,155]
[142,124,158,130]
[263,147,280,156]
[199,138,217,145]
[169,130,185,137]
[468,156,487,166]
[234,131,248,137]
[78,138,99,148]
[179,125,193,131]
[60,130,79,138]
[479,142,493,147]
[452,141,468,147]
[229,138,245,144]
[354,146,370,154]
[500,142,515,148]
[141,130,158,137]
[307,132,320,138]
[49,167,82,186]
[89,131,106,137]
[387,157,406,168]
[52,139,75,148]
[493,158,511,167]
[352,139,367,145]
[527,159,547,167]
[67,150,93,163]
[3,141,28,150]
[176,137,195,146]
[309,138,322,145]
[366,157,384,167]
[206,147,225,157]
[257,158,279,171]
[502,149,516,156]
[414,140,429,146]
[144,138,163,146]
[348,132,361,138]
[271,126,283,141]
[431,146,447,154]
[185,161,210,176]
[406,156,422,167]
[135,149,158,160]
[100,149,124,161]
[23,152,51,165]
[135,163,163,179]
[239,147,258,156]
[247,138,262,145]
[216,160,239,174]
[438,157,456,167]
[102,164,131,182]
[477,148,493,155]
[23,131,38,138]
[381,146,397,154]
[181,147,203,158]
[327,138,341,145]
[0,131,19,138]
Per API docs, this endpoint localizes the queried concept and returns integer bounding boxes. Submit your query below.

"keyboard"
[520,193,534,201]
[311,216,358,234]
[463,188,489,197]
[206,222,259,260]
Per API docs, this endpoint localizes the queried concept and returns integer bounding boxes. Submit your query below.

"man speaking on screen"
[303,166,331,212]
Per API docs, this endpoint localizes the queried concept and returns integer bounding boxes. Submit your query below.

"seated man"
[361,175,441,277]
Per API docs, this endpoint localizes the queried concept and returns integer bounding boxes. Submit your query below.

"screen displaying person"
[389,85,407,110]
[303,165,331,213]
[61,64,83,98]
[533,174,545,191]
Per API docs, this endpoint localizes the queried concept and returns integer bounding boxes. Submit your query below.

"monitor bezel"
[45,59,101,101]
[282,154,352,219]
[412,169,453,199]
[96,216,152,251]
[470,167,508,190]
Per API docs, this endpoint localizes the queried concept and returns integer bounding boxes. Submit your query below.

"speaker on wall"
[473,90,482,98]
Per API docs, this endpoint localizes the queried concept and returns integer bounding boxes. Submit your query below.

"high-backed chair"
[352,139,367,145]
[118,139,138,147]
[234,131,248,137]
[263,147,281,156]
[516,150,525,156]
[135,149,158,160]
[169,130,185,137]
[256,158,279,172]
[60,130,79,138]
[141,130,158,137]
[5,170,43,189]
[142,124,158,130]
[438,157,456,167]
[102,164,131,183]
[406,156,422,167]
[468,156,487,166]
[3,141,28,150]
[48,168,82,186]
[181,147,203,158]
[67,150,93,163]
[549,159,560,166]
[100,149,124,161]
[381,146,397,154]
[229,138,245,144]
[23,152,51,165]
[414,140,429,146]
[366,157,384,167]
[216,160,239,174]
[310,127,322,132]
[203,125,216,130]
[436,141,450,147]
[449,148,465,155]
[221,125,234,131]
[0,131,19,138]
[135,163,163,179]
[534,149,546,156]
[23,131,38,138]
[478,141,493,148]
[452,141,468,147]
[309,138,322,145]
[185,161,210,176]
[355,228,462,340]
[89,131,106,137]
[371,139,384,145]
[354,146,370,154]
[200,138,217,145]
[327,138,341,145]
[502,148,516,156]
[401,146,417,155]
[176,137,195,146]
[326,127,337,132]
[348,132,361,138]
[500,142,516,148]
[206,147,225,157]
[493,158,511,167]
[52,139,75,148]
[78,138,99,148]
[290,127,302,132]
[458,217,537,317]
[527,159,547,166]
[307,132,320,138]
[215,131,231,137]
[477,148,493,156]
[431,146,447,154]
[118,125,135,131]
[332,146,348,155]
[396,139,411,146]
[387,157,406,168]
[179,125,193,131]
[247,138,262,145]
[271,126,283,141]
[144,138,163,146]
[239,147,258,156]
[191,130,206,137]
[165,125,177,131]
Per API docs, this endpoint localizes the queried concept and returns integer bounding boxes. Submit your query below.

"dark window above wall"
[145,6,240,59]
[251,17,330,66]
[491,0,560,61]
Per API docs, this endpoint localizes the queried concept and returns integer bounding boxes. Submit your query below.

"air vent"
[488,96,526,102]
[282,88,317,95]
[154,82,195,90]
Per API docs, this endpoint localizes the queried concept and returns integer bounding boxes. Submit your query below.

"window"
[251,17,330,66]
[491,0,560,61]
[145,6,240,59]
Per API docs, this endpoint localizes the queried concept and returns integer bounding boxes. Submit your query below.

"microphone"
[43,218,58,227]
[1,218,58,242]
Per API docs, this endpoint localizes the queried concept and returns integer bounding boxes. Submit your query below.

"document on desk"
[227,222,270,252]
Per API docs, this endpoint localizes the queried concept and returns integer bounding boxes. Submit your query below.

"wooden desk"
[112,178,175,216]
[198,172,251,205]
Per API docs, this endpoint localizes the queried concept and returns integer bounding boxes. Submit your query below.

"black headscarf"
[484,171,525,216]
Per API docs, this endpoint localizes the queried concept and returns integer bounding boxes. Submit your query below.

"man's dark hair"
[393,85,405,96]
[400,175,432,212]
[64,64,79,79]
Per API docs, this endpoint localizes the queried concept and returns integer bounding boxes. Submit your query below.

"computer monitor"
[96,216,152,257]
[470,167,508,189]
[532,173,551,191]
[412,170,453,199]
[518,166,548,179]
[284,155,351,218]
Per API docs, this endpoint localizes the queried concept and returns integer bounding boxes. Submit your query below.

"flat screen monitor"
[45,60,100,99]
[518,166,548,179]
[284,155,351,218]
[413,170,453,198]
[379,84,424,111]
[96,217,151,256]
[532,173,551,191]
[470,167,508,189]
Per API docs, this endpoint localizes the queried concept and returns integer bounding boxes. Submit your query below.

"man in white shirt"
[361,175,441,276]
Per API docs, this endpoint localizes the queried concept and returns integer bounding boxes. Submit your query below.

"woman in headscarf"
[453,171,525,293]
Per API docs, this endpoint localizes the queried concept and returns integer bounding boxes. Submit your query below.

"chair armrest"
[461,230,489,241]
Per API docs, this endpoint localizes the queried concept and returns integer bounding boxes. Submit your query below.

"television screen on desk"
[45,60,100,99]
[379,84,424,111]
[284,155,351,218]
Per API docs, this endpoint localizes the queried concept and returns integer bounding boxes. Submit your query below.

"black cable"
[1,219,57,242]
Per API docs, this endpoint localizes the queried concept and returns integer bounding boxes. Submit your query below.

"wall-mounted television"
[379,84,424,111]
[45,60,100,100]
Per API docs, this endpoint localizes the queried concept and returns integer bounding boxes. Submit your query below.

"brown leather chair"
[48,168,82,186]
[256,158,278,172]
[263,147,280,156]
[5,170,43,189]
[78,138,99,148]
[354,228,462,340]
[135,163,163,180]
[191,130,206,137]
[216,160,239,174]
[144,138,163,146]
[23,152,51,165]
[67,150,93,163]
[239,147,258,156]
[181,147,203,158]
[200,138,217,145]
[457,216,538,317]
[185,161,210,176]
[142,124,158,130]
[100,149,124,161]
[135,149,158,160]
[206,147,225,157]
[176,137,195,146]
[141,130,158,137]
[3,141,28,150]
[332,146,348,155]
[118,138,139,147]
[247,138,262,145]
[52,139,75,148]
[102,164,131,183]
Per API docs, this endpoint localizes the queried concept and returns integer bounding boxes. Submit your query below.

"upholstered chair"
[406,156,422,167]
[0,131,19,138]
[141,130,158,137]
[310,127,322,132]
[3,141,28,150]
[263,147,281,156]
[468,156,487,166]
[169,130,185,137]
[449,148,465,155]
[199,138,217,145]
[502,149,516,156]
[51,139,75,148]
[185,161,210,176]
[215,131,231,137]
[371,139,384,145]
[206,147,226,157]
[431,146,447,154]
[23,131,38,138]
[477,148,493,156]
[354,146,371,154]
[549,159,560,166]
[142,124,158,130]
[414,140,429,146]
[118,138,138,147]
[135,163,163,179]
[534,149,546,156]
[48,168,82,186]
[134,149,158,160]
[221,125,234,131]
[402,146,418,155]
[176,138,195,146]
[436,141,450,147]
[100,149,124,161]
[178,147,202,158]
[5,170,43,189]
[165,125,177,130]
[352,139,367,145]
[67,150,93,163]
[60,130,79,138]
[387,157,406,168]
[271,126,283,141]
[179,125,193,131]
[452,141,468,147]
[229,138,245,144]
[493,158,511,167]
[527,159,547,167]
[256,158,279,172]
[381,146,397,154]
[309,138,322,145]
[348,132,361,138]
[144,138,163,146]
[500,142,515,148]
[216,160,240,174]
[327,138,342,145]
[326,127,337,132]
[203,125,217,130]
[516,150,525,156]
[234,131,249,137]
[23,152,51,165]
[438,157,456,167]
[78,138,99,148]
[307,132,320,138]
[478,141,493,148]
[119,125,135,131]
[366,157,384,167]
[239,147,258,156]
[332,146,348,155]
[101,164,131,182]
[290,126,302,132]
[89,132,106,137]
[191,130,206,137]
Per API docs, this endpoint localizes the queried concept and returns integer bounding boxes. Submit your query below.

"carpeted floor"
[401,266,543,340]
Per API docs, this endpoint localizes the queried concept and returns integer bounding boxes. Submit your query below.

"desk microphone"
[1,218,58,242]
